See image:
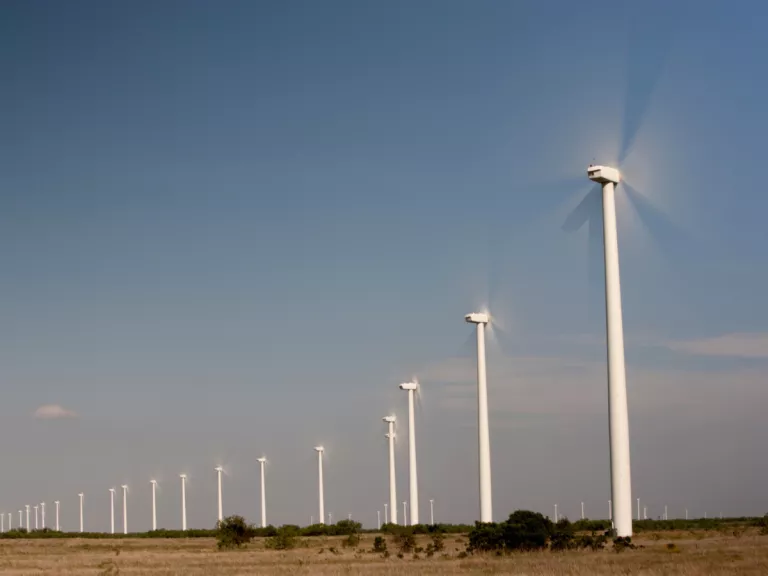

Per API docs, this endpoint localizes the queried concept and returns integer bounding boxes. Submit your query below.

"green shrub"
[216,516,256,550]
[372,536,387,553]
[612,536,635,553]
[550,518,575,551]
[265,525,299,550]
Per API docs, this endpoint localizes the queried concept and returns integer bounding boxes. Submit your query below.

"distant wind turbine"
[180,474,188,531]
[399,381,419,525]
[78,493,84,533]
[109,488,116,534]
[215,466,224,523]
[314,447,325,525]
[465,312,493,522]
[41,502,46,529]
[429,499,435,525]
[257,457,267,528]
[34,505,39,530]
[382,416,398,525]
[55,501,60,532]
[150,480,158,531]
[122,485,129,534]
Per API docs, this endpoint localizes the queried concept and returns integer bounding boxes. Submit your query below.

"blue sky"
[1,0,768,531]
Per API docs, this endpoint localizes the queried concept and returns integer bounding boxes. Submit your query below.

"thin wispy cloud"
[665,333,768,358]
[33,404,78,420]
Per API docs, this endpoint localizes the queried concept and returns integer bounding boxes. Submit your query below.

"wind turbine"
[402,501,408,526]
[21,509,25,531]
[399,381,419,525]
[78,493,84,533]
[180,474,188,531]
[40,502,45,529]
[382,416,398,525]
[109,488,116,534]
[55,501,60,532]
[121,485,129,534]
[34,505,38,530]
[7,512,10,530]
[574,164,634,538]
[150,480,158,531]
[429,499,435,525]
[215,466,224,523]
[314,447,325,525]
[465,312,493,522]
[384,503,388,525]
[257,457,267,528]
[581,502,585,520]
[1,512,4,533]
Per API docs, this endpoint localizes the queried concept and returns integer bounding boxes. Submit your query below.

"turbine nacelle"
[465,312,490,325]
[587,165,621,185]
[382,415,396,423]
[399,382,418,391]
[214,466,224,473]
[150,480,157,485]
[314,446,324,453]
[257,457,267,464]
[179,474,187,479]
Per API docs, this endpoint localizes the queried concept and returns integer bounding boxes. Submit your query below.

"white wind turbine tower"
[465,312,493,522]
[314,447,325,525]
[40,502,46,529]
[382,416,398,525]
[78,493,84,533]
[180,474,188,531]
[55,501,60,532]
[215,466,224,523]
[150,480,158,531]
[34,505,38,530]
[399,381,419,525]
[1,512,4,533]
[109,488,116,534]
[121,485,129,534]
[257,457,267,528]
[22,508,26,531]
[7,512,11,530]
[583,164,634,538]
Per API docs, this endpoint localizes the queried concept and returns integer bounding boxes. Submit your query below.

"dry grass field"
[0,531,767,575]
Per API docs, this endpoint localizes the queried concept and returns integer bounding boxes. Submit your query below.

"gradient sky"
[2,0,768,532]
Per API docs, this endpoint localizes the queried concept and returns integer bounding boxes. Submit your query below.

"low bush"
[216,516,257,550]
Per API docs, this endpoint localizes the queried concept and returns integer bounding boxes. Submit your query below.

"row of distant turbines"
[2,166,635,536]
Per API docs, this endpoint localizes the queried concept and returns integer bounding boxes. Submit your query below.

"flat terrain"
[1,531,767,575]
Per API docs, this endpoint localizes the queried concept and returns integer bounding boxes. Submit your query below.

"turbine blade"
[622,182,692,256]
[618,1,688,162]
[562,186,600,233]
[485,176,587,307]
[562,185,605,329]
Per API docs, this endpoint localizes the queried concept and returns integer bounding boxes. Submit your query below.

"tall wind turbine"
[257,457,267,528]
[55,501,60,532]
[34,505,38,530]
[7,512,11,530]
[121,485,129,534]
[78,493,84,533]
[150,480,158,531]
[215,466,224,523]
[180,474,187,531]
[109,488,116,534]
[382,416,398,525]
[40,502,46,529]
[465,312,493,522]
[399,381,419,525]
[584,164,633,538]
[314,447,325,525]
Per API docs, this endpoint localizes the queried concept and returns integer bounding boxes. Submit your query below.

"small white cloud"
[666,333,768,358]
[33,404,78,419]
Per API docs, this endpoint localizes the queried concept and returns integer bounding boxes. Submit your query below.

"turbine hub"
[465,312,490,324]
[587,165,620,185]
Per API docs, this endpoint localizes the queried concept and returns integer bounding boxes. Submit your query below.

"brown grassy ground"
[0,531,766,575]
